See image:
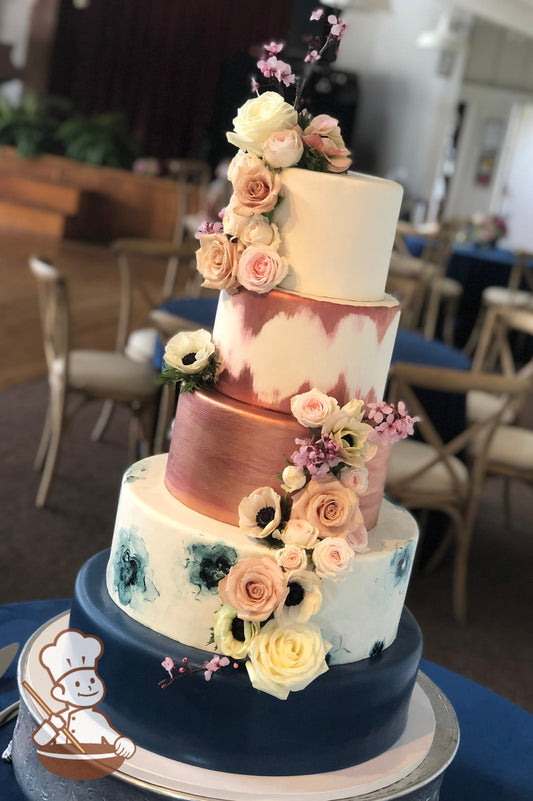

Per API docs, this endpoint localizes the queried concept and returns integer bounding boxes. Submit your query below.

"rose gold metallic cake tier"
[165,389,386,530]
[213,288,400,413]
[165,390,305,526]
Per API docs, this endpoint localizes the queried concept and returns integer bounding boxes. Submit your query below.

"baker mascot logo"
[28,629,135,780]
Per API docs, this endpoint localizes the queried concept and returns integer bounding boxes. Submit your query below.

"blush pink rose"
[237,245,288,293]
[196,233,242,294]
[346,523,368,553]
[231,154,282,216]
[291,478,364,539]
[291,388,339,428]
[303,114,351,173]
[218,557,288,622]
[275,545,307,572]
[312,537,354,581]
[263,127,304,168]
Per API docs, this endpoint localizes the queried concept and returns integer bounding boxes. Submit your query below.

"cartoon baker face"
[51,668,105,708]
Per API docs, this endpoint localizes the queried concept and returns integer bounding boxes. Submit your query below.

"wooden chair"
[386,269,428,330]
[149,309,213,454]
[386,362,529,623]
[30,256,159,507]
[468,305,533,427]
[463,250,533,357]
[468,305,533,524]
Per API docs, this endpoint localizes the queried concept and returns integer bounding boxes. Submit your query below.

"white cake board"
[16,612,450,801]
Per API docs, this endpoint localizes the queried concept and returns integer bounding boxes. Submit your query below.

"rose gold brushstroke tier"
[165,389,305,526]
[213,288,401,413]
[164,389,387,530]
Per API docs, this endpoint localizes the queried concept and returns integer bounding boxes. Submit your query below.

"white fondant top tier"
[274,169,403,302]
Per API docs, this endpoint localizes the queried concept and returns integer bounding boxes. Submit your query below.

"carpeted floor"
[1,378,532,713]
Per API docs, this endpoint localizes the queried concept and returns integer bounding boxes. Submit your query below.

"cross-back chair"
[30,256,159,507]
[467,305,533,524]
[386,362,530,623]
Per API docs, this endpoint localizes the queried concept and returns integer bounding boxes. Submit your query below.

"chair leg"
[422,523,455,575]
[35,386,66,508]
[442,297,459,347]
[422,284,440,340]
[503,477,512,530]
[34,400,51,471]
[91,399,115,442]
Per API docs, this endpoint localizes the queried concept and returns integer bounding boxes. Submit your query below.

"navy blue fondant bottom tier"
[70,550,423,776]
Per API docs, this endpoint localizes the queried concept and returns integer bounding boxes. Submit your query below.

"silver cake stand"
[11,613,459,801]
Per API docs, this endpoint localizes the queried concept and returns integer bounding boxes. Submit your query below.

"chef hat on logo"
[40,630,102,685]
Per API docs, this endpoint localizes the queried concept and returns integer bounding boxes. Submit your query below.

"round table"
[1,600,532,801]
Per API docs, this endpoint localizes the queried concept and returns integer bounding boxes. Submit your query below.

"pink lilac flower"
[291,436,342,478]
[257,56,296,87]
[328,15,347,40]
[310,9,324,21]
[364,402,419,444]
[265,41,284,55]
[305,49,321,63]
[195,220,224,239]
[251,76,260,94]
[203,655,230,681]
[161,657,174,677]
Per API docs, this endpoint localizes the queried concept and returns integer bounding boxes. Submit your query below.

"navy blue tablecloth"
[1,599,532,800]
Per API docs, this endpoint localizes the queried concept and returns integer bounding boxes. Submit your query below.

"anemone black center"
[231,616,246,642]
[182,352,197,366]
[256,506,275,528]
[343,433,355,447]
[285,581,305,607]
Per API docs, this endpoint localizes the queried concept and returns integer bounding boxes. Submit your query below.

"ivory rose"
[280,465,306,493]
[238,486,282,538]
[240,216,281,250]
[275,569,323,625]
[218,557,287,622]
[263,127,304,168]
[231,154,281,216]
[213,604,259,660]
[291,388,339,428]
[227,91,298,156]
[291,478,364,539]
[280,518,318,549]
[275,545,307,572]
[246,619,330,699]
[312,536,354,580]
[196,233,241,294]
[237,245,288,294]
[164,329,215,374]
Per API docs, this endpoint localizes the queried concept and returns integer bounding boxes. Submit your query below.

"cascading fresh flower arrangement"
[195,10,352,297]
[160,388,417,700]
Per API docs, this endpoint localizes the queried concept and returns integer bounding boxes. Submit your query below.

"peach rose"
[312,537,354,581]
[263,127,303,169]
[231,153,281,216]
[196,233,241,294]
[218,557,288,622]
[291,478,364,539]
[291,388,339,428]
[237,245,288,294]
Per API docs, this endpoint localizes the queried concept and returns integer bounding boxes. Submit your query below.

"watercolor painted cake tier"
[273,168,402,301]
[71,549,423,776]
[108,455,418,665]
[213,288,400,413]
